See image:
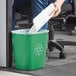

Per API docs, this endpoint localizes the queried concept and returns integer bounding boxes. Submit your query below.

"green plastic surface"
[12,29,48,70]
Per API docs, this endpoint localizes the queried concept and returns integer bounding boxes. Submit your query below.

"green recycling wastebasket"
[12,29,49,70]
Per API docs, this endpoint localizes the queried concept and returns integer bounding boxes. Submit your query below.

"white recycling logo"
[34,44,43,56]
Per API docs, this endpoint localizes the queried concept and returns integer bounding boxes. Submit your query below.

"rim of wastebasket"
[11,29,49,35]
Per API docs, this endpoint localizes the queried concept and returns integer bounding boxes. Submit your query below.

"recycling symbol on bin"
[34,44,43,56]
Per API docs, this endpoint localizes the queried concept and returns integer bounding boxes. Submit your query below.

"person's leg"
[31,0,49,29]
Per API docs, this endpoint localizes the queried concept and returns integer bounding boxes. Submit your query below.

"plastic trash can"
[12,29,49,70]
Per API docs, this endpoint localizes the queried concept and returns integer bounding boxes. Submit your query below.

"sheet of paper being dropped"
[29,3,54,33]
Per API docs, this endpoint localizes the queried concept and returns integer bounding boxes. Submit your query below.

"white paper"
[29,3,54,32]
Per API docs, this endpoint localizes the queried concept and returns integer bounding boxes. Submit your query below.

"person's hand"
[53,2,61,17]
[49,0,64,18]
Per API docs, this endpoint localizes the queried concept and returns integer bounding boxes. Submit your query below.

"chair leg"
[48,40,64,51]
[48,40,66,59]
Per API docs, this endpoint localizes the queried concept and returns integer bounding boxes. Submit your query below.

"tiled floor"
[0,71,32,76]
